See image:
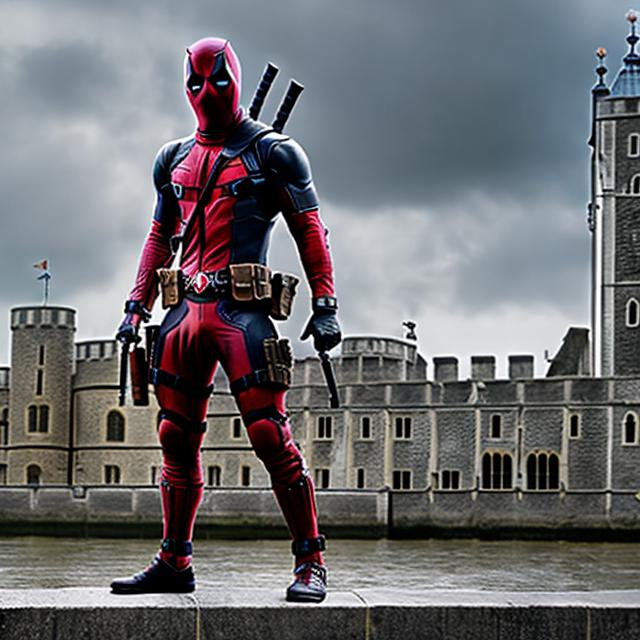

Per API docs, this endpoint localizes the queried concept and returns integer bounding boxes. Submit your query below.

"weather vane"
[402,321,417,341]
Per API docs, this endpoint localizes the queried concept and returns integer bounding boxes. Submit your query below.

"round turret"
[8,305,76,484]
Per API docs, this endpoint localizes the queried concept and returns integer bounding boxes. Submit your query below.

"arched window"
[629,133,640,157]
[39,405,49,433]
[626,298,640,328]
[27,405,37,433]
[26,464,42,485]
[569,413,580,439]
[208,465,221,487]
[623,412,639,445]
[481,451,513,490]
[630,174,640,194]
[106,410,125,442]
[526,451,560,490]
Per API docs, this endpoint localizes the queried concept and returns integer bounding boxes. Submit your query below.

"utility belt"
[156,264,299,321]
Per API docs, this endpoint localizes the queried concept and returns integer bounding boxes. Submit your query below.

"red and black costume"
[111,38,340,602]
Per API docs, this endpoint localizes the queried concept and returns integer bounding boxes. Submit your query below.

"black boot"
[286,562,327,603]
[110,556,196,594]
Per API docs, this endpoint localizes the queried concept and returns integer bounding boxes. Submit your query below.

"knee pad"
[244,409,305,486]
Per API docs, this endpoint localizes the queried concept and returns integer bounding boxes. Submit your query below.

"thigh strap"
[151,367,214,398]
[159,409,207,434]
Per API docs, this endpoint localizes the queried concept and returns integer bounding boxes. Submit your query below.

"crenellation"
[508,355,534,379]
[433,357,458,382]
[470,355,496,380]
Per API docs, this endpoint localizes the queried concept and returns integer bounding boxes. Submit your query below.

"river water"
[0,537,639,591]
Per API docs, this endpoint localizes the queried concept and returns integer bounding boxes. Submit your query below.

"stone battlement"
[10,305,76,331]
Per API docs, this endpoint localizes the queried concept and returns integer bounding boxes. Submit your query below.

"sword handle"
[272,80,304,133]
[249,62,279,121]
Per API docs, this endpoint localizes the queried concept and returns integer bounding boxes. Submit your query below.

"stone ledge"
[0,588,639,639]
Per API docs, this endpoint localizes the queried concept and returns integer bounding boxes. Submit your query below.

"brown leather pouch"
[157,268,183,308]
[270,272,300,321]
[130,346,149,406]
[229,264,272,302]
[263,338,293,388]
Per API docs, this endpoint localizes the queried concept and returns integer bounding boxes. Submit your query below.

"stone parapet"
[0,588,638,640]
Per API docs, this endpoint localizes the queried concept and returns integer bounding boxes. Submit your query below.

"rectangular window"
[441,470,460,490]
[569,414,581,439]
[356,468,366,489]
[360,416,371,439]
[490,414,502,439]
[38,345,45,366]
[231,417,243,440]
[317,416,333,439]
[35,370,44,396]
[394,417,412,439]
[241,465,251,487]
[392,469,412,490]
[208,465,221,487]
[104,465,121,485]
[315,468,330,489]
[0,464,6,485]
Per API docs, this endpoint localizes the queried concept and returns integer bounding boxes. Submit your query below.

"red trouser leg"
[236,387,323,567]
[158,418,205,569]
[212,300,324,567]
[153,300,218,569]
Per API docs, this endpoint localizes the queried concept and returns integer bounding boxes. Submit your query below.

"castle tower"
[591,11,640,376]
[8,305,76,484]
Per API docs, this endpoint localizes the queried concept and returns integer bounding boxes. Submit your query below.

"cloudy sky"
[0,0,634,377]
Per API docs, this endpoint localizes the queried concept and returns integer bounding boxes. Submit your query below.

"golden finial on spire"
[596,47,607,59]
[626,9,638,24]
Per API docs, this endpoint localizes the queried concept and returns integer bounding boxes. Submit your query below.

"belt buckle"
[211,269,228,294]
[191,272,209,295]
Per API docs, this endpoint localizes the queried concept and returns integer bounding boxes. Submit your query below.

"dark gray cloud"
[0,0,633,367]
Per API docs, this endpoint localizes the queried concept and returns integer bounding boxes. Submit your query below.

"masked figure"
[110,38,341,603]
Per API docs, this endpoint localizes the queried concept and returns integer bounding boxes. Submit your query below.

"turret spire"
[593,47,610,97]
[610,10,640,97]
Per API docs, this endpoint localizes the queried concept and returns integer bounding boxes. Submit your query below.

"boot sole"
[286,590,326,603]
[111,583,196,595]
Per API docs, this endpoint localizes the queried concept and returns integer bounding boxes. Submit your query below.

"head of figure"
[184,37,242,135]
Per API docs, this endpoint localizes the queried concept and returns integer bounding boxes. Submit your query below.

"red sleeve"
[284,208,335,299]
[127,220,174,310]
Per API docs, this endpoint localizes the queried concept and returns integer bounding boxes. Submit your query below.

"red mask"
[184,38,242,135]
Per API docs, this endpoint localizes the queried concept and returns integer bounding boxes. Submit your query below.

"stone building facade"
[0,17,639,520]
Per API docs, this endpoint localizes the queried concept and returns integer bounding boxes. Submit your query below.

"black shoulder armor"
[152,136,195,233]
[257,133,319,214]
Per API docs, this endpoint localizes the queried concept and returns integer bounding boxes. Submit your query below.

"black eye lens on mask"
[187,73,204,94]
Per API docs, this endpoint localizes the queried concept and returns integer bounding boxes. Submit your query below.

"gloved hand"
[115,300,149,344]
[300,296,342,353]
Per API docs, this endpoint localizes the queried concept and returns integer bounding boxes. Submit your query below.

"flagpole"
[34,260,51,306]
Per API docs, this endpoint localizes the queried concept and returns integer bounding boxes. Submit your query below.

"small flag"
[33,259,51,305]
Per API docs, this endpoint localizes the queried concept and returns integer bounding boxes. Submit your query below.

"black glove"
[115,300,149,344]
[300,296,342,352]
